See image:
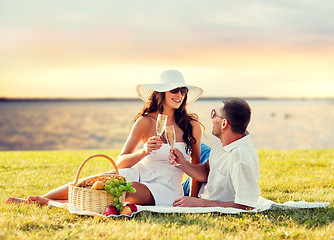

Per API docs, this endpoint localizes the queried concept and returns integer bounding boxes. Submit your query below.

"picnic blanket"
[49,197,329,218]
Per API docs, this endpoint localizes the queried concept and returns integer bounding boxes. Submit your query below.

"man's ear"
[221,119,228,130]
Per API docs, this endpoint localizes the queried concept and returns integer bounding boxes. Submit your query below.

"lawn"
[1,149,333,239]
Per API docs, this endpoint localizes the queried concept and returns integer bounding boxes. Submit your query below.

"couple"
[6,70,260,210]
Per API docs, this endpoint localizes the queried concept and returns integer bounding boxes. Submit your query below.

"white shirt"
[198,134,260,208]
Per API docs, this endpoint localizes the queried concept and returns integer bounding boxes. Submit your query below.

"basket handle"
[73,154,119,186]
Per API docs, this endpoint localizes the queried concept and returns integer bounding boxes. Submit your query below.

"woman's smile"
[172,98,182,103]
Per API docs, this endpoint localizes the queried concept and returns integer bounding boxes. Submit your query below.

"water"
[0,99,333,151]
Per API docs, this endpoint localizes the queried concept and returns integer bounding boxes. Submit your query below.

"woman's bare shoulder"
[189,113,200,121]
[189,114,200,126]
[189,114,202,137]
[134,114,155,127]
[132,114,156,142]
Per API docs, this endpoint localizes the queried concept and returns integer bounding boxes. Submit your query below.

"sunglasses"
[211,109,236,126]
[211,109,224,119]
[169,87,189,96]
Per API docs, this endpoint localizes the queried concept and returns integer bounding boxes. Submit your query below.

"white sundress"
[117,142,191,206]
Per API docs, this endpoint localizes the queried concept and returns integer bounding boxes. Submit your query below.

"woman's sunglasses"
[169,87,189,96]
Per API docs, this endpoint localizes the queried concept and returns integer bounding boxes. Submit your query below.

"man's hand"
[168,147,187,167]
[174,196,255,209]
[173,196,203,207]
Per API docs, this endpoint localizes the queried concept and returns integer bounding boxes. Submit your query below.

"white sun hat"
[136,70,204,104]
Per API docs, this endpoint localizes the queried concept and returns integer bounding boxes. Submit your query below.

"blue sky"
[1,0,333,98]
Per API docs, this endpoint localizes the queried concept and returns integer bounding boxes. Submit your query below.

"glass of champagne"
[153,114,167,154]
[166,125,180,166]
[166,125,175,149]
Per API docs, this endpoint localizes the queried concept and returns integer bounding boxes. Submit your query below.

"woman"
[6,69,203,206]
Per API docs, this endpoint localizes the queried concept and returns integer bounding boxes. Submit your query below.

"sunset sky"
[1,0,333,99]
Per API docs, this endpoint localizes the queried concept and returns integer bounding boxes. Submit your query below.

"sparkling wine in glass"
[153,114,167,154]
[166,125,176,148]
[156,114,167,137]
[166,125,180,166]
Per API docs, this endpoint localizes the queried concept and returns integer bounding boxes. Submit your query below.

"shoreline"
[1,97,334,102]
[1,148,333,153]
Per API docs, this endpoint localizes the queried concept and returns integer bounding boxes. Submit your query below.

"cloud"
[0,0,333,98]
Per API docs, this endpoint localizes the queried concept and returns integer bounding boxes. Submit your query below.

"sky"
[0,0,333,99]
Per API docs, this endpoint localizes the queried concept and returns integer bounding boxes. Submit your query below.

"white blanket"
[49,197,329,218]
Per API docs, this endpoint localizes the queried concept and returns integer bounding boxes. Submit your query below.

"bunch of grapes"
[104,178,136,211]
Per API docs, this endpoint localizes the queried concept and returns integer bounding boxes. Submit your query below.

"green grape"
[110,188,115,195]
[105,179,136,209]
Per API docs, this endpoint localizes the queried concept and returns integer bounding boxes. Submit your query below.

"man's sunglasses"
[169,87,189,96]
[211,109,236,126]
[211,109,224,119]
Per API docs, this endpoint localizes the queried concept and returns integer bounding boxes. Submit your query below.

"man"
[169,98,260,210]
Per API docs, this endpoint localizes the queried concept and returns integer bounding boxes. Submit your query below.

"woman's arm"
[117,116,161,169]
[189,119,202,197]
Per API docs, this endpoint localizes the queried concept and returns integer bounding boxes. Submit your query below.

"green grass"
[1,149,333,239]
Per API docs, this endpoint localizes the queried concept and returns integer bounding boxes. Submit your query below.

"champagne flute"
[153,114,167,154]
[166,125,176,149]
[166,125,180,166]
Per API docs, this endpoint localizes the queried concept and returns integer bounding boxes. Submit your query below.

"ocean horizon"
[1,98,333,151]
[1,96,334,102]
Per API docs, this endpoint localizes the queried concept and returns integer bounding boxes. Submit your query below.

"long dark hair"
[134,91,199,154]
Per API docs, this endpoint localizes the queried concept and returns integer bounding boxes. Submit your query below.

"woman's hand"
[144,136,162,154]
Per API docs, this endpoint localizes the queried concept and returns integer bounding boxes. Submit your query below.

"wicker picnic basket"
[68,154,126,214]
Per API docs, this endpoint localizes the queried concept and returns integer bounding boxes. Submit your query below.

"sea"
[0,98,333,151]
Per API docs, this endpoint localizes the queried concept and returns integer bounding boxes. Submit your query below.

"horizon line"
[1,96,333,102]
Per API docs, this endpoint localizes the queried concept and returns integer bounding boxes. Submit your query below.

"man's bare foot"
[5,197,27,204]
[26,196,49,206]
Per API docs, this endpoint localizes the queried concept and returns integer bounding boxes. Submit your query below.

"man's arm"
[169,148,209,182]
[173,196,254,210]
